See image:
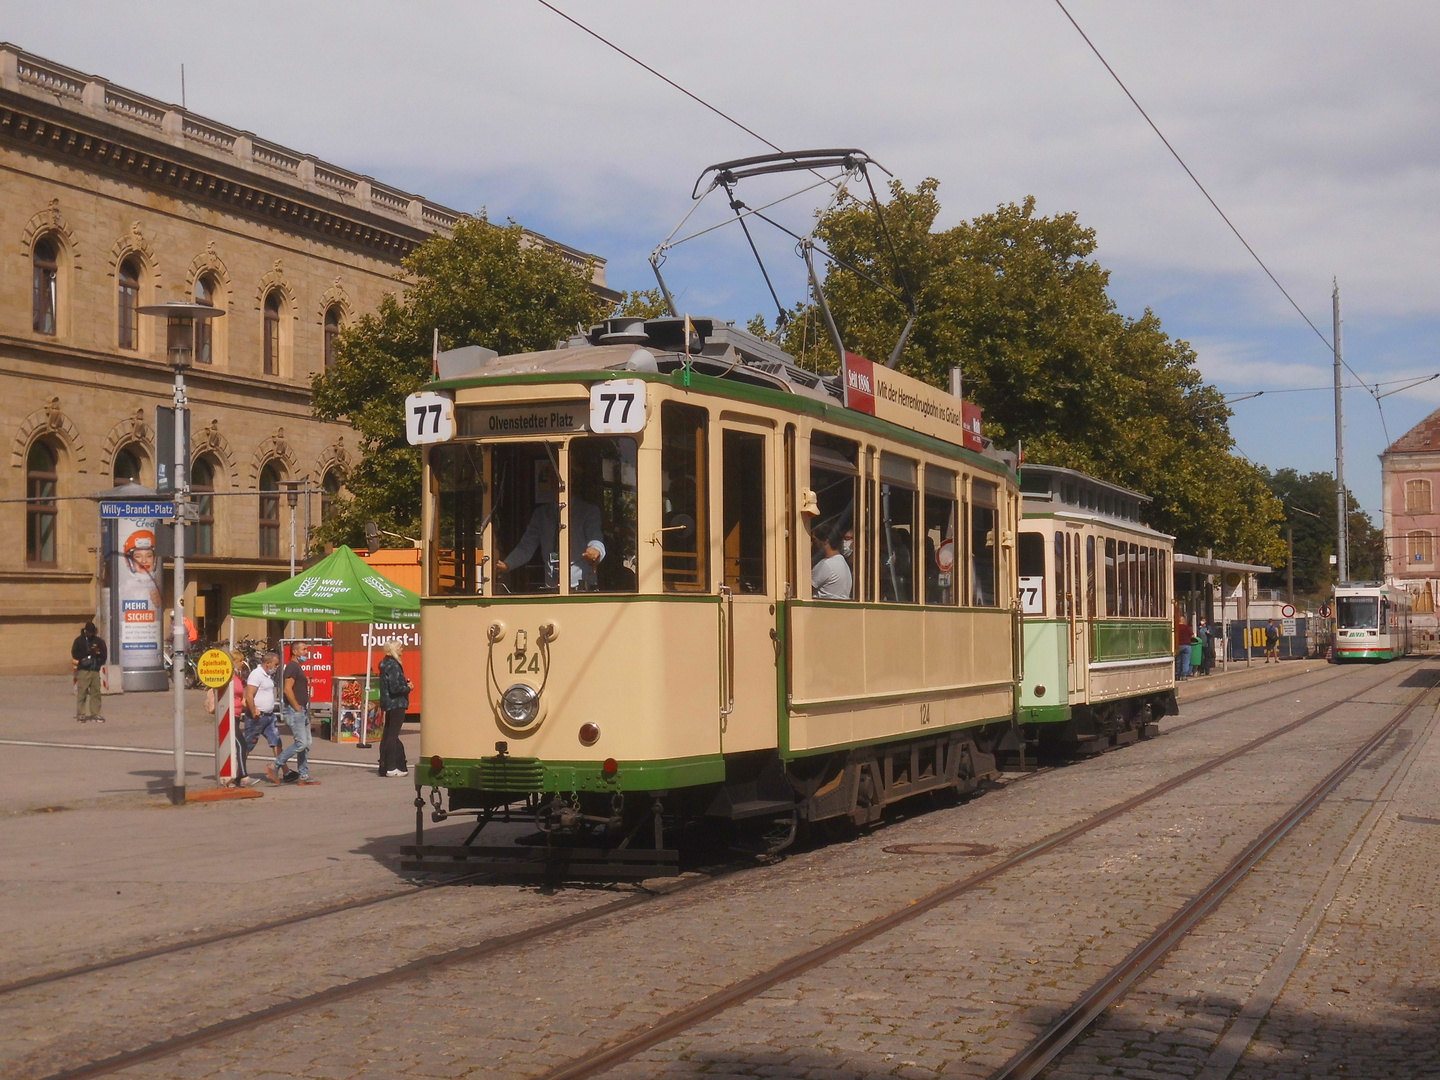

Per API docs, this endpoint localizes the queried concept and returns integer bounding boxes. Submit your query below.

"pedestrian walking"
[70,621,107,723]
[274,642,318,785]
[1176,619,1194,679]
[1266,619,1281,663]
[246,652,284,781]
[377,639,412,777]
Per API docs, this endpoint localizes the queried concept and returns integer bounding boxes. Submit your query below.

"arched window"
[194,274,219,365]
[26,440,58,566]
[323,305,342,370]
[33,237,58,335]
[1405,478,1432,514]
[113,444,144,486]
[1407,530,1434,566]
[263,290,282,375]
[117,256,141,350]
[321,470,341,523]
[192,456,216,555]
[259,462,282,557]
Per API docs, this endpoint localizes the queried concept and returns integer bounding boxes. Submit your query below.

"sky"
[7,0,1439,523]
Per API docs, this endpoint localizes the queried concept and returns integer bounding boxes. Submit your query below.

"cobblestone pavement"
[1,663,1434,1080]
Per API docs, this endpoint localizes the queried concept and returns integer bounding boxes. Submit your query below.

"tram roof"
[432,315,1018,476]
[1020,464,1153,528]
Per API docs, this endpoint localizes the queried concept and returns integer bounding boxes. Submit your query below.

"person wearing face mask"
[811,528,853,600]
[495,461,606,590]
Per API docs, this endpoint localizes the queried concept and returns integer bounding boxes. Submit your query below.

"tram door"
[1068,529,1087,699]
[718,425,779,753]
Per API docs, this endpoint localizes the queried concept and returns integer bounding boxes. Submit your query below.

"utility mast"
[1333,280,1349,584]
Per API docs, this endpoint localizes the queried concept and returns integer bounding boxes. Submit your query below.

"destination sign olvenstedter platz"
[457,402,588,438]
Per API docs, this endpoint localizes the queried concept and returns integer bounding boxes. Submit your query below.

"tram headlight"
[500,683,541,727]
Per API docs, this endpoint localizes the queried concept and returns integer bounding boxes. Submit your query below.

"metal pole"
[171,364,188,805]
[1287,524,1295,606]
[289,500,296,577]
[1334,280,1349,584]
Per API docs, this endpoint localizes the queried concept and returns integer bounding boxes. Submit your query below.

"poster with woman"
[113,514,166,685]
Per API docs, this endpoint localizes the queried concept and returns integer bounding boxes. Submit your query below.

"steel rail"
[28,664,1403,1080]
[530,665,1410,1080]
[0,870,493,998]
[987,670,1440,1080]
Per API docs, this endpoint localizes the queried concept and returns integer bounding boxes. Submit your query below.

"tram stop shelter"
[1174,552,1276,666]
[230,546,421,738]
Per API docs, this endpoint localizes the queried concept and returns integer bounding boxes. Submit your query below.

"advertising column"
[113,512,167,691]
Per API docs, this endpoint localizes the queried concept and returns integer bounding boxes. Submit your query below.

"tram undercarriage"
[1025,691,1177,759]
[400,724,1010,878]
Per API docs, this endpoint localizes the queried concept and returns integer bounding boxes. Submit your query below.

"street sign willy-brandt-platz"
[842,352,983,451]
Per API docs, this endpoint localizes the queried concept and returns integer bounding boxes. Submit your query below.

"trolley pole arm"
[803,240,846,368]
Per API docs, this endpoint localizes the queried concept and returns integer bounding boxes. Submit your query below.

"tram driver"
[494,460,606,590]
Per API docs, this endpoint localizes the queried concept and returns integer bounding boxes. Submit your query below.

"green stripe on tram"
[419,753,727,794]
[1092,620,1172,662]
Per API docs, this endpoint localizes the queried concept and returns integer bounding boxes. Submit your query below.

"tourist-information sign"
[196,649,234,689]
[100,500,174,519]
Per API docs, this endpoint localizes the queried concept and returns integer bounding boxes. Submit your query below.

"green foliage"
[1259,469,1384,598]
[310,214,610,548]
[771,180,1285,565]
[613,288,671,319]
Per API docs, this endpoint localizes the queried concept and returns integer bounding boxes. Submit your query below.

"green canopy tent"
[230,545,420,743]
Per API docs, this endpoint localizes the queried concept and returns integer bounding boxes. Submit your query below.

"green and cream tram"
[1017,466,1177,753]
[409,317,1023,859]
[1332,582,1411,661]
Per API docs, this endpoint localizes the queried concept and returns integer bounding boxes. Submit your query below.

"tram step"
[722,798,799,821]
[399,843,679,880]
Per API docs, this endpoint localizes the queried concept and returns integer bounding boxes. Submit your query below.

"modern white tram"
[1332,582,1411,661]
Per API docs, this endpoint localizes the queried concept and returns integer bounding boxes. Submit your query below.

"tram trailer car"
[1018,466,1177,755]
[412,316,1026,855]
[1333,582,1411,661]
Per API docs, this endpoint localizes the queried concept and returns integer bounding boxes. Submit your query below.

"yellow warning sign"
[197,648,234,689]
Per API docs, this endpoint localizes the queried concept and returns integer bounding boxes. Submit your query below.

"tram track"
[988,668,1440,1080]
[1,656,1350,1005]
[24,662,1413,1080]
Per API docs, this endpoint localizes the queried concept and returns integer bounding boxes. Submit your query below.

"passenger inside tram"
[810,523,853,600]
[809,434,859,601]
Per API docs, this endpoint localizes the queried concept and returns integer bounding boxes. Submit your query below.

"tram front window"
[1337,596,1379,630]
[569,436,638,593]
[431,443,484,595]
[1018,531,1045,614]
[492,442,564,594]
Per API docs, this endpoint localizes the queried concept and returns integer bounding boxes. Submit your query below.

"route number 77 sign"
[588,379,647,434]
[405,391,455,445]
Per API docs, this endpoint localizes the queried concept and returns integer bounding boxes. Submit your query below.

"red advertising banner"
[842,351,978,449]
[962,401,984,452]
[842,351,877,415]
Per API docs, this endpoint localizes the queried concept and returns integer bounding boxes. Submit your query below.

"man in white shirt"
[811,532,853,600]
[243,652,283,776]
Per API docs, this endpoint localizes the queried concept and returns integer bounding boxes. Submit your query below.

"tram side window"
[662,402,709,592]
[1104,537,1117,616]
[970,480,999,607]
[569,436,638,593]
[1018,531,1045,614]
[1139,547,1150,617]
[1054,533,1066,617]
[430,443,484,595]
[1086,535,1097,617]
[1130,543,1141,617]
[879,453,918,603]
[923,466,958,605]
[1157,550,1167,610]
[722,430,767,594]
[809,433,859,600]
[492,442,563,594]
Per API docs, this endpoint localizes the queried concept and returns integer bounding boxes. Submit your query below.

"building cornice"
[0,44,609,283]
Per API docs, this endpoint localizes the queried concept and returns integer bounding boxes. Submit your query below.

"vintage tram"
[408,316,1023,866]
[1017,465,1177,754]
[1332,582,1411,661]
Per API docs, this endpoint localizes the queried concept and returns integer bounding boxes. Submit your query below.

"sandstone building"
[0,44,612,673]
[1380,408,1440,618]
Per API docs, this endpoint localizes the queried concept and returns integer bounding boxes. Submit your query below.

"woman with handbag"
[377,639,412,777]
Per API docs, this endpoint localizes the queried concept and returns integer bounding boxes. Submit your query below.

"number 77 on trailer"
[405,391,455,445]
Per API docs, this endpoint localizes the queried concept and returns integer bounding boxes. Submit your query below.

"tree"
[311,215,610,548]
[752,181,1285,565]
[1259,468,1384,600]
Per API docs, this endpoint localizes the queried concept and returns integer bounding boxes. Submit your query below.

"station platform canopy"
[1174,553,1272,576]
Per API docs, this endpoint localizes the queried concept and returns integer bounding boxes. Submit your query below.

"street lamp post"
[138,301,225,805]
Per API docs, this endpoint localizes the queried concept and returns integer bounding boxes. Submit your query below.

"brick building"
[1380,407,1440,617]
[0,44,612,674]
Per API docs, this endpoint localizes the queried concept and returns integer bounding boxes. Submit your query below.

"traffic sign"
[1281,604,1296,618]
[100,500,174,519]
[196,648,234,689]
